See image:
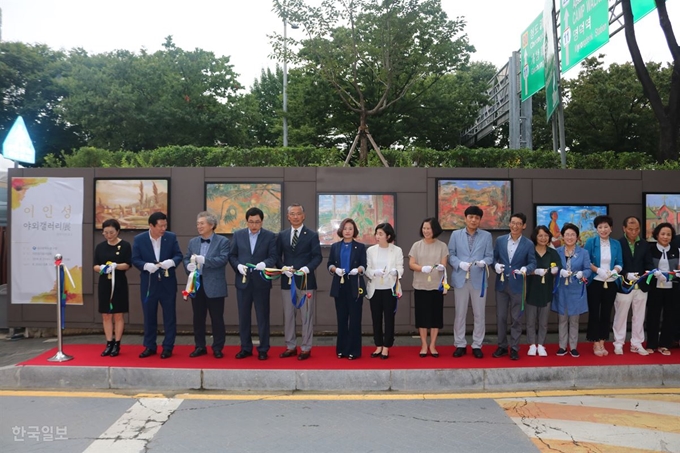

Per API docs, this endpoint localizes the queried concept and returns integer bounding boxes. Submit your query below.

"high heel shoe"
[419,351,427,358]
[381,350,389,360]
[429,347,439,358]
[371,348,383,358]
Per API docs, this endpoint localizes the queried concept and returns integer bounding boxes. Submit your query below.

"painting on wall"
[318,194,395,246]
[436,179,512,230]
[535,204,608,247]
[95,179,169,230]
[205,182,282,234]
[643,193,680,241]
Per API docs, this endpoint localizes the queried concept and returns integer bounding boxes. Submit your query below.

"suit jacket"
[228,228,277,290]
[131,231,183,297]
[552,245,592,315]
[618,235,653,293]
[276,225,323,290]
[584,236,624,285]
[447,228,494,290]
[183,234,230,298]
[494,234,537,293]
[365,243,404,299]
[327,240,367,298]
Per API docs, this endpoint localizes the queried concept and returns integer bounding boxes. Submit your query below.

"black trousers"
[586,280,617,342]
[646,285,679,350]
[370,289,397,348]
[191,283,226,351]
[236,283,271,353]
[335,284,363,357]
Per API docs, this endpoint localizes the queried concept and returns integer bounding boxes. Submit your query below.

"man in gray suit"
[229,207,278,360]
[492,212,537,361]
[448,206,494,359]
[183,211,229,359]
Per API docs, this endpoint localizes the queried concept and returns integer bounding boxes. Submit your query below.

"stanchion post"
[48,253,73,362]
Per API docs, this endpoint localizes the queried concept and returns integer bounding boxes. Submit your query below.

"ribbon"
[56,261,76,330]
[99,261,116,311]
[182,270,201,300]
[512,270,527,312]
[391,278,402,314]
[480,264,489,298]
[438,268,450,294]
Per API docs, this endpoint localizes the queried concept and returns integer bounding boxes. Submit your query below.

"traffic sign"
[2,116,36,164]
[521,13,545,101]
[560,0,610,73]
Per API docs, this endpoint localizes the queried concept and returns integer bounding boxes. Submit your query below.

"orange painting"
[95,179,169,230]
[205,183,282,234]
[437,179,512,230]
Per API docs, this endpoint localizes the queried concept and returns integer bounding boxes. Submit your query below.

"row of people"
[93,205,679,361]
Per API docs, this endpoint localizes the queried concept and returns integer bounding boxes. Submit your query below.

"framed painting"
[643,193,680,241]
[436,179,512,230]
[95,178,170,230]
[318,194,396,246]
[205,182,282,234]
[534,204,608,247]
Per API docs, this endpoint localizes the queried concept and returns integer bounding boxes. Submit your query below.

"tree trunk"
[359,110,369,166]
[659,118,679,162]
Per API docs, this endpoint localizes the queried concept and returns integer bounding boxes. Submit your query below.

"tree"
[272,0,473,165]
[621,0,679,161]
[0,42,84,164]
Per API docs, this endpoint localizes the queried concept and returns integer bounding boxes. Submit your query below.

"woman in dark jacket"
[327,218,367,359]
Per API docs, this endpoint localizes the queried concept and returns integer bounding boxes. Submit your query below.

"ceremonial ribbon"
[290,271,309,309]
[55,259,75,329]
[512,270,527,312]
[480,264,489,298]
[438,268,450,294]
[182,269,201,300]
[99,261,116,311]
[392,278,402,314]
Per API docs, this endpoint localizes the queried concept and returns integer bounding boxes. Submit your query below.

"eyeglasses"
[247,220,262,225]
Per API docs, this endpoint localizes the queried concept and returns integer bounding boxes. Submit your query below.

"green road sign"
[632,0,658,22]
[521,13,545,101]
[544,0,559,120]
[560,0,610,73]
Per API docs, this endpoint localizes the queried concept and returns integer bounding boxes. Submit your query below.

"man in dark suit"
[228,207,277,360]
[183,211,230,359]
[492,212,537,361]
[276,203,323,361]
[131,212,183,359]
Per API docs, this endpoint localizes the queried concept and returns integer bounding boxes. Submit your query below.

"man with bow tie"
[183,211,230,359]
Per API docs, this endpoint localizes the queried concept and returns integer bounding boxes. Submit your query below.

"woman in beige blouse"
[409,218,449,358]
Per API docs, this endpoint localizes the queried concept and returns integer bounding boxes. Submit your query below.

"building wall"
[6,166,675,335]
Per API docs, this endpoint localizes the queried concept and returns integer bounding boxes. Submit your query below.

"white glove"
[534,268,546,276]
[159,259,175,270]
[613,265,622,274]
[194,255,205,265]
[299,266,310,274]
[186,262,197,272]
[596,267,610,279]
[626,272,638,281]
[283,270,293,278]
[494,263,505,274]
[255,262,266,271]
[516,266,527,274]
[475,261,487,268]
[421,265,432,274]
[551,266,559,275]
[349,268,359,276]
[144,263,159,273]
[436,264,446,271]
[389,268,398,276]
[654,270,667,283]
[335,267,345,277]
[459,262,471,272]
[560,269,571,278]
[237,264,247,276]
[575,271,584,279]
[373,269,384,277]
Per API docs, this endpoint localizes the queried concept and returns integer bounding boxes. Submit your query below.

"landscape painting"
[535,204,608,247]
[643,193,680,241]
[318,194,395,246]
[205,183,282,234]
[437,179,512,230]
[95,179,169,230]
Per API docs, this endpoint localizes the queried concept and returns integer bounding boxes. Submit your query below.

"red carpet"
[18,344,680,370]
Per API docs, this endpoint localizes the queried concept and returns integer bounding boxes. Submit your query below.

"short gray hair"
[287,203,305,214]
[197,211,218,230]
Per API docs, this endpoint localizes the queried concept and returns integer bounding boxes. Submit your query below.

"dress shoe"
[279,348,297,358]
[472,348,484,359]
[348,354,357,360]
[139,348,157,358]
[189,347,207,358]
[160,349,172,359]
[101,341,114,357]
[453,347,467,358]
[298,350,311,361]
[380,352,389,360]
[337,353,345,359]
[430,348,439,358]
[492,347,508,358]
[258,352,268,361]
[235,350,253,359]
[213,350,224,359]
[110,341,121,357]
[556,347,568,356]
[510,349,519,361]
[419,352,427,358]
[371,349,383,358]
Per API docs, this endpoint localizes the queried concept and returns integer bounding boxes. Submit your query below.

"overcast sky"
[1,0,677,89]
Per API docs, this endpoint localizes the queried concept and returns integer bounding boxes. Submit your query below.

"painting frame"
[205,182,282,234]
[317,193,396,246]
[436,179,513,231]
[94,178,170,230]
[534,204,609,247]
[642,192,680,242]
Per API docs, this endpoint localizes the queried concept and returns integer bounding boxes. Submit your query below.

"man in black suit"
[228,207,278,360]
[276,203,323,361]
[131,212,183,359]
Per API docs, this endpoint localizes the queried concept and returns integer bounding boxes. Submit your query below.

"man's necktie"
[292,229,299,250]
[200,238,211,243]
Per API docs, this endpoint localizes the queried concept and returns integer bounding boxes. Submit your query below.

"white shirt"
[290,224,304,245]
[149,232,162,262]
[507,234,521,262]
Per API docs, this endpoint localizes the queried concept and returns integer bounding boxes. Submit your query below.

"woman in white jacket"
[366,223,404,359]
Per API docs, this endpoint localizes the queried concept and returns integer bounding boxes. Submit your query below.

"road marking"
[82,398,183,453]
[502,395,680,417]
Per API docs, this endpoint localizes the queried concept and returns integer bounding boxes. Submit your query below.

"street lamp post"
[282,18,298,148]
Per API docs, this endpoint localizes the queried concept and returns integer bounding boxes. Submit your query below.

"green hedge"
[43,145,676,170]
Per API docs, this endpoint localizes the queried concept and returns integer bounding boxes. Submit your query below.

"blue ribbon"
[290,276,307,309]
[59,266,66,329]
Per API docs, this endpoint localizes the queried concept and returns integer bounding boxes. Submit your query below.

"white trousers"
[612,289,648,349]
